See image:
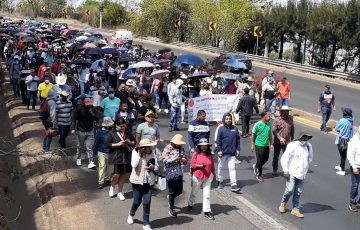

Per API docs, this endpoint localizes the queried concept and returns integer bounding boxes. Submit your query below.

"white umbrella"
[150,70,170,78]
[75,35,88,42]
[130,61,155,68]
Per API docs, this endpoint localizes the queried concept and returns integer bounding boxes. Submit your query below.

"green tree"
[103,2,128,26]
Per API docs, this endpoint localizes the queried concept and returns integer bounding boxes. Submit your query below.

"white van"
[112,30,133,45]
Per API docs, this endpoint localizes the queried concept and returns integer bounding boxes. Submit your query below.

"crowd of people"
[1,18,360,230]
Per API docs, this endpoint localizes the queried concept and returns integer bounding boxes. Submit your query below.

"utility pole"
[303,0,312,64]
[99,1,104,29]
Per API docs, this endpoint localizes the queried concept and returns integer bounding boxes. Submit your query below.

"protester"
[188,138,216,220]
[272,106,294,176]
[215,113,241,191]
[106,117,136,200]
[127,139,158,230]
[162,134,187,217]
[25,69,39,110]
[262,77,277,119]
[279,131,313,218]
[168,79,184,132]
[56,90,73,149]
[41,88,58,154]
[114,102,135,133]
[347,126,360,212]
[38,75,53,101]
[72,97,98,169]
[188,110,210,155]
[317,85,336,133]
[251,112,272,182]
[135,110,160,144]
[277,77,291,108]
[101,87,121,119]
[93,117,113,189]
[334,108,354,176]
[90,78,107,107]
[236,87,259,138]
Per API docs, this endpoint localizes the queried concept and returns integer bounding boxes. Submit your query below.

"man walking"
[279,131,313,218]
[72,98,98,169]
[215,113,241,192]
[272,106,294,176]
[250,112,272,182]
[277,77,291,108]
[56,91,73,149]
[317,85,335,133]
[262,77,277,119]
[188,110,210,155]
[236,87,259,138]
[25,69,40,110]
[347,126,360,212]
[168,79,184,132]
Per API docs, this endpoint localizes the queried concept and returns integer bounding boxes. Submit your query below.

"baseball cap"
[145,110,154,117]
[83,98,93,106]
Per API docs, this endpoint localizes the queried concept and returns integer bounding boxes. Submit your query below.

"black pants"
[337,145,347,171]
[255,146,269,176]
[241,114,251,135]
[273,142,287,172]
[167,176,183,210]
[20,80,27,104]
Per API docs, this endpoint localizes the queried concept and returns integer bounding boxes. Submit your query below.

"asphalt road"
[135,41,360,127]
[155,114,360,230]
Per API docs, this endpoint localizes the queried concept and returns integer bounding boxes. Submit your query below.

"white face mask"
[44,80,50,84]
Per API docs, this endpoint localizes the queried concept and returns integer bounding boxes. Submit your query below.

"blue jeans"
[153,89,160,108]
[26,90,37,108]
[281,176,304,210]
[265,98,276,117]
[189,90,199,99]
[169,106,180,129]
[320,106,332,130]
[58,125,71,149]
[278,98,288,108]
[12,78,20,96]
[43,136,52,151]
[350,167,360,204]
[130,183,153,225]
[167,177,183,210]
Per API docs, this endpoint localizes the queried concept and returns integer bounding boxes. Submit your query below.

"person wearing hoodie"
[188,110,210,155]
[168,79,184,132]
[334,108,354,176]
[347,126,360,212]
[42,88,58,153]
[215,113,241,192]
[279,131,313,218]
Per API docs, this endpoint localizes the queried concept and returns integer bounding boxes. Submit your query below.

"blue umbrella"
[223,59,247,69]
[117,47,128,52]
[91,59,106,70]
[71,59,92,65]
[173,54,204,66]
[121,68,133,79]
[99,48,119,55]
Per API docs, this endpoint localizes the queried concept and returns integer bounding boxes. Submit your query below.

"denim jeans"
[169,106,180,129]
[217,155,237,186]
[43,136,52,151]
[281,176,304,210]
[167,177,183,210]
[12,78,20,96]
[350,167,360,205]
[26,90,37,108]
[278,98,289,108]
[320,106,332,131]
[153,89,160,108]
[58,125,71,149]
[159,92,169,109]
[130,183,153,225]
[76,130,95,163]
[265,98,276,118]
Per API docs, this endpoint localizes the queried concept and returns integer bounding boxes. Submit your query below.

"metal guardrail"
[140,36,360,83]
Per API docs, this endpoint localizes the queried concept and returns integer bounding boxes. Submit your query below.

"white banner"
[188,94,240,122]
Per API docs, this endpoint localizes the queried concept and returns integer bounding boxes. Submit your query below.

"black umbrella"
[71,59,92,65]
[52,38,66,44]
[86,48,102,56]
[0,33,12,39]
[23,37,37,43]
[99,48,119,55]
[14,32,28,38]
[66,30,79,36]
[119,55,135,63]
[43,35,55,40]
[158,48,171,54]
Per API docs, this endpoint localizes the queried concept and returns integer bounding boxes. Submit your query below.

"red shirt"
[277,81,291,99]
[190,152,215,180]
[38,64,46,79]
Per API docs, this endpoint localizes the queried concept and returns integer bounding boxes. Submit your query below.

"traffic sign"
[62,8,68,14]
[41,5,46,11]
[254,26,263,37]
[19,3,25,9]
[85,10,90,16]
[209,21,217,31]
[175,19,181,28]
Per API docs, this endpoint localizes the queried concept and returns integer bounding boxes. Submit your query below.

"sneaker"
[109,185,118,197]
[235,159,242,164]
[231,185,240,192]
[173,127,180,131]
[217,181,224,189]
[143,224,152,230]
[334,165,342,171]
[76,159,82,166]
[97,184,104,189]
[272,170,277,176]
[256,175,264,183]
[336,171,346,176]
[127,214,134,225]
[349,204,358,212]
[118,192,126,201]
[164,109,169,114]
[158,109,162,112]
[279,202,286,213]
[169,209,177,217]
[166,195,169,200]
[168,127,173,132]
[181,121,185,124]
[204,212,215,220]
[291,209,304,218]
[252,164,258,176]
[187,205,193,212]
[88,161,96,169]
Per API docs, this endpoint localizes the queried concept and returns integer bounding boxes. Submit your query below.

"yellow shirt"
[38,82,53,98]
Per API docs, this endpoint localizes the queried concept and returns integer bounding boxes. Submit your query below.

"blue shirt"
[101,97,121,119]
[335,117,354,144]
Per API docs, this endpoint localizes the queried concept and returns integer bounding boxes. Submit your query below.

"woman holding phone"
[105,117,135,200]
[187,138,216,220]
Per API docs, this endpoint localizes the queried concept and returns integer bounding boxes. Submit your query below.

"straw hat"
[170,134,186,145]
[197,138,211,146]
[296,131,312,140]
[279,105,292,111]
[58,90,70,97]
[55,74,67,85]
[101,117,114,127]
[136,139,157,149]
